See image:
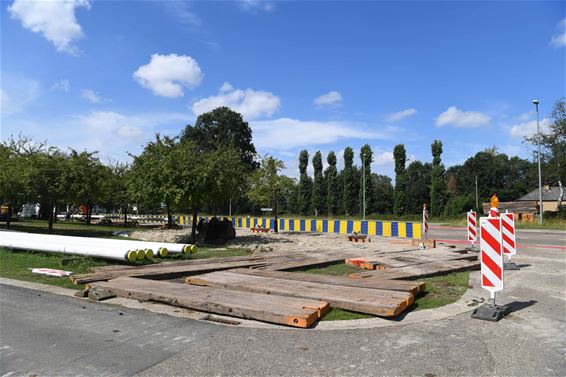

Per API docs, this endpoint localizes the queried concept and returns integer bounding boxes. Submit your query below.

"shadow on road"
[505,300,537,314]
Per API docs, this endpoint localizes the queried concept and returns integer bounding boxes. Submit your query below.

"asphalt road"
[1,231,565,376]
[430,225,565,248]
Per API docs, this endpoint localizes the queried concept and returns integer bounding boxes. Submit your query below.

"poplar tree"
[325,151,338,215]
[393,144,407,215]
[311,151,324,216]
[298,149,312,215]
[430,140,448,216]
[342,147,357,215]
[359,144,375,215]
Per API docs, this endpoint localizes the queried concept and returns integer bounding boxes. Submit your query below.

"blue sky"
[1,0,565,178]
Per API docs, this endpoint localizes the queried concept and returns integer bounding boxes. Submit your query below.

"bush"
[443,195,475,217]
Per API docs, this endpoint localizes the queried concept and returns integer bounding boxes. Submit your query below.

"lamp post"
[532,99,543,225]
[362,152,366,220]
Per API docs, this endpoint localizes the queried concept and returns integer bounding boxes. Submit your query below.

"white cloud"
[313,91,342,108]
[133,53,203,98]
[81,89,102,103]
[0,76,40,116]
[250,118,385,150]
[436,106,491,128]
[8,0,90,54]
[509,118,551,138]
[192,83,280,120]
[372,151,394,166]
[387,108,417,122]
[550,19,566,47]
[50,79,70,92]
[239,0,275,12]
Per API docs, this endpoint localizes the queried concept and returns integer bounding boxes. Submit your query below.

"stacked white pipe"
[0,231,197,262]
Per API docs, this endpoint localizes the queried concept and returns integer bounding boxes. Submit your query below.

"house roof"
[516,186,562,201]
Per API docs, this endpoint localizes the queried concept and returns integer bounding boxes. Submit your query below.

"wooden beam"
[186,271,414,317]
[227,268,425,294]
[89,277,329,328]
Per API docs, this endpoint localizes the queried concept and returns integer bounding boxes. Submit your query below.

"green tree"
[177,140,248,240]
[393,144,407,215]
[0,143,27,229]
[372,173,394,214]
[342,147,358,215]
[181,106,257,171]
[311,151,324,216]
[430,140,448,216]
[405,161,432,214]
[247,156,292,232]
[128,135,184,229]
[101,162,131,225]
[298,149,312,215]
[63,150,108,224]
[525,98,566,205]
[359,144,375,216]
[325,151,338,215]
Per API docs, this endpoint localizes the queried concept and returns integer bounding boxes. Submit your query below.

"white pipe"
[0,231,196,257]
[0,232,139,262]
[2,232,152,261]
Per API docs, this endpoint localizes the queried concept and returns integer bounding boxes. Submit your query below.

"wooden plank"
[262,255,349,271]
[228,268,425,294]
[89,277,328,328]
[72,259,268,284]
[186,271,414,317]
[349,259,480,280]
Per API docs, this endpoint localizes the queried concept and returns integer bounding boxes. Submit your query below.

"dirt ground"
[130,227,442,256]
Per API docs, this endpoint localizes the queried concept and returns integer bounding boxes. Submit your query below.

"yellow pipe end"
[136,249,145,261]
[159,247,168,258]
[190,244,198,254]
[145,249,154,260]
[182,245,191,254]
[127,250,137,262]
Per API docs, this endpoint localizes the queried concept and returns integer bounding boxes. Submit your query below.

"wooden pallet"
[186,271,414,317]
[89,277,329,328]
[348,235,368,242]
[228,268,425,295]
[250,227,270,233]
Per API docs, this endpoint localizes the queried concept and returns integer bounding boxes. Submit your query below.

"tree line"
[1,99,564,235]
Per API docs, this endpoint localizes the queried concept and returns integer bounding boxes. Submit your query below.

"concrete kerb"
[0,271,488,331]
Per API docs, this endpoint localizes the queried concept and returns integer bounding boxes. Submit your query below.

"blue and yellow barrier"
[104,214,421,239]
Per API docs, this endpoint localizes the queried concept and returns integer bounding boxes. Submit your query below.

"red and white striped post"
[479,214,504,305]
[502,210,517,263]
[422,204,429,239]
[467,210,477,248]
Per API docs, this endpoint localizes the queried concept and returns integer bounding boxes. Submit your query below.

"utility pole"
[533,99,543,224]
[475,175,479,210]
[362,153,366,220]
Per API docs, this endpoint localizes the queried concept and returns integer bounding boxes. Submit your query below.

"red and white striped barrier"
[422,204,429,239]
[479,217,504,296]
[501,211,517,261]
[467,210,477,245]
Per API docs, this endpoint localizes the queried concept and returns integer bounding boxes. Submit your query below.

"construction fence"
[106,214,422,239]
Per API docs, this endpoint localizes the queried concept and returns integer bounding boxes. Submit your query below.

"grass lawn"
[301,263,470,321]
[4,219,136,238]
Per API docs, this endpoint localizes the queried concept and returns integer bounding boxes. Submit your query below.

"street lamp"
[362,153,366,220]
[532,99,543,225]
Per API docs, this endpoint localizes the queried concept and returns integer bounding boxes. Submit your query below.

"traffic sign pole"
[471,194,510,321]
[467,210,477,250]
[502,210,519,270]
